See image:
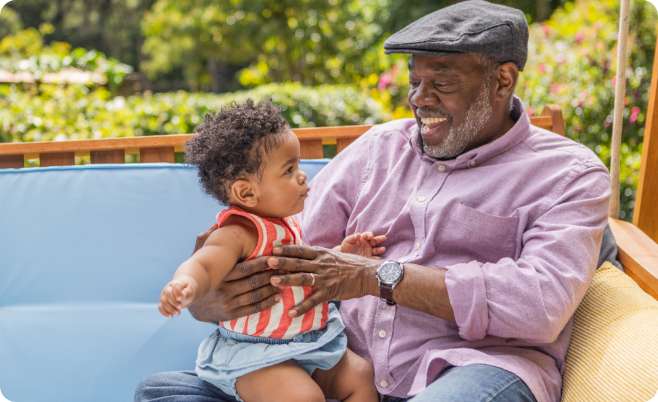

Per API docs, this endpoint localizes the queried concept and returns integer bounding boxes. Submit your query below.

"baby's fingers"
[159,294,181,318]
[163,284,183,310]
[372,246,386,255]
[369,235,387,246]
[171,281,190,301]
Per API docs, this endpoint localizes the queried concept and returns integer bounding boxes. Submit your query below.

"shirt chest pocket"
[437,202,519,263]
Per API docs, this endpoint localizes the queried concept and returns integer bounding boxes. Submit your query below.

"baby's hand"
[340,232,386,258]
[159,279,197,318]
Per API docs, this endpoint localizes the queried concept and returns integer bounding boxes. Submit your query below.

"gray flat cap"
[383,0,529,71]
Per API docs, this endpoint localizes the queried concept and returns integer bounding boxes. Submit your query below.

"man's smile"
[420,117,450,138]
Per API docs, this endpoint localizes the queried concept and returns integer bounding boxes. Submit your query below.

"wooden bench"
[0,105,565,168]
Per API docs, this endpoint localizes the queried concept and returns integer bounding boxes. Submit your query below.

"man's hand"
[186,223,284,324]
[340,232,386,258]
[268,245,380,318]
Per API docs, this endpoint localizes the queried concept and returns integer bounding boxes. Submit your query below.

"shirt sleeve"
[445,162,610,343]
[297,132,372,248]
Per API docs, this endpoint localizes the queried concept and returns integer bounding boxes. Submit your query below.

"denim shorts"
[195,304,346,402]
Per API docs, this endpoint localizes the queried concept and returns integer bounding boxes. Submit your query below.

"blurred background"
[0,0,656,220]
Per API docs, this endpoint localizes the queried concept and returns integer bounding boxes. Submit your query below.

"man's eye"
[409,81,419,87]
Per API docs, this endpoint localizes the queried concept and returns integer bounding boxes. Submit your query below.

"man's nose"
[410,81,440,109]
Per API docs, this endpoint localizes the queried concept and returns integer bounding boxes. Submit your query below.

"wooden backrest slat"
[0,105,565,167]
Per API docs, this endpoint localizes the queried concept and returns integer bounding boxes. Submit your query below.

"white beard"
[422,79,493,159]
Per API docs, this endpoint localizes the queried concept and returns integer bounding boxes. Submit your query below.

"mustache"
[417,107,452,122]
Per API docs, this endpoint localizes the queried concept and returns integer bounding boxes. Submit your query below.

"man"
[136,1,613,401]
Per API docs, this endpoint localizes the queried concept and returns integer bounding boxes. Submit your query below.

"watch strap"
[380,283,396,306]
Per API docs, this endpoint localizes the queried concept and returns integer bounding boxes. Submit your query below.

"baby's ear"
[230,179,258,208]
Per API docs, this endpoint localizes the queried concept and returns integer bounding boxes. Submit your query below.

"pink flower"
[539,63,546,73]
[391,65,399,74]
[550,83,559,94]
[526,106,535,116]
[632,106,640,114]
[542,24,550,35]
[630,113,637,123]
[612,76,617,86]
[575,32,584,43]
[378,73,392,91]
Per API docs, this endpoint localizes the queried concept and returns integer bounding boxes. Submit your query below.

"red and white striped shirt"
[217,206,329,339]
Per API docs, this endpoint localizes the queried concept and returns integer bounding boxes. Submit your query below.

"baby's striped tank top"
[217,206,329,339]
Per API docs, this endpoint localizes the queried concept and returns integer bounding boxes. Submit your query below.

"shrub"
[0,82,388,144]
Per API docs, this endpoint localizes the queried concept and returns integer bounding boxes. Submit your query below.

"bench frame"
[0,99,656,301]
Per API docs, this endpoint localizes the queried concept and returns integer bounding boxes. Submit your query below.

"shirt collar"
[409,96,530,169]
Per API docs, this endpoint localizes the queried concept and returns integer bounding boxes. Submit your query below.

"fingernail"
[271,276,281,285]
[273,247,282,255]
[289,310,298,318]
[269,257,279,267]
[274,294,281,302]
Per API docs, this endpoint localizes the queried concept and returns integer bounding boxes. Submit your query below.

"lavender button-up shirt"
[298,98,610,402]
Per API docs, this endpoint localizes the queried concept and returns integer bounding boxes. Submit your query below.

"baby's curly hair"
[185,99,290,204]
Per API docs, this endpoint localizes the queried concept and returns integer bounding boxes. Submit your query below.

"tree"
[141,0,396,91]
[0,7,23,39]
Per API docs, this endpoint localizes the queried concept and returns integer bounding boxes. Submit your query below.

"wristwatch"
[376,260,404,306]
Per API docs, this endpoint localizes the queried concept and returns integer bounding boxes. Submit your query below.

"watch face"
[378,262,401,284]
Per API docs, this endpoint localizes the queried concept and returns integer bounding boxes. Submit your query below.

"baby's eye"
[285,167,293,174]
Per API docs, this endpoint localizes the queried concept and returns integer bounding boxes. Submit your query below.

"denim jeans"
[134,364,537,402]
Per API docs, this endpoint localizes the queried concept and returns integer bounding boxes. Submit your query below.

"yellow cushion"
[561,262,658,402]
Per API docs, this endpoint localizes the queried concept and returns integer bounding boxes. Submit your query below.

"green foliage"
[0,82,388,144]
[0,6,23,39]
[141,0,391,90]
[3,0,155,70]
[0,26,134,92]
[517,0,656,221]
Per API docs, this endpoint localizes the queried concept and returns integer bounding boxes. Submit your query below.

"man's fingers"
[289,293,325,318]
[224,256,271,281]
[270,271,316,287]
[233,291,283,318]
[272,244,320,260]
[232,284,282,308]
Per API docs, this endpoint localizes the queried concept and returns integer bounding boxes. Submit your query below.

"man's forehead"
[408,55,473,76]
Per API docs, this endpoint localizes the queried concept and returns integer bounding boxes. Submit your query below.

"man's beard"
[421,79,493,159]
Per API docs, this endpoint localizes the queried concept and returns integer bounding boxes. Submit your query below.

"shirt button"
[380,380,389,388]
[438,165,446,172]
[414,242,421,250]
[379,330,387,338]
[417,196,426,202]
[470,160,477,166]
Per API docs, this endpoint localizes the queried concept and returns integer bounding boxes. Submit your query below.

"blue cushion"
[0,160,330,402]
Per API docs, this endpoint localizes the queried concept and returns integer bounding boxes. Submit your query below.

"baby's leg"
[236,360,325,402]
[313,348,379,402]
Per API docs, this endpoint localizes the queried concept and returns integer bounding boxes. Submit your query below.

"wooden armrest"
[608,217,658,300]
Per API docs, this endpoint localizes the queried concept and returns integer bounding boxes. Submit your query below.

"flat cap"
[383,0,529,71]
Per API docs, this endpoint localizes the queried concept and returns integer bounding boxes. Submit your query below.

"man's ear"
[495,62,519,102]
[230,179,258,208]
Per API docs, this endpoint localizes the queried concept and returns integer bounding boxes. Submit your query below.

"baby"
[159,99,384,402]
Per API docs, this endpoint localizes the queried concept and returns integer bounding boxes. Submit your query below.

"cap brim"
[383,48,463,57]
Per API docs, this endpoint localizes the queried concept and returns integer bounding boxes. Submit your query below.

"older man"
[136,1,612,401]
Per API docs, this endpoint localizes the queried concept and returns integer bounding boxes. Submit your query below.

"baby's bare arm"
[159,221,258,317]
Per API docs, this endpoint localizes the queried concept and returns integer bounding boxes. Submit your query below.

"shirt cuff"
[445,260,489,341]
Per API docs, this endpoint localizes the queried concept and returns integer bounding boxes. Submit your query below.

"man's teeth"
[420,117,448,124]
